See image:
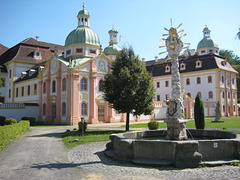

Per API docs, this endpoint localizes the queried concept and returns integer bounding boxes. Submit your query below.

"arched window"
[62,78,66,91]
[209,91,213,99]
[43,82,46,94]
[208,76,212,83]
[222,91,225,98]
[62,102,66,116]
[99,80,103,92]
[222,76,224,83]
[197,77,201,84]
[81,78,87,90]
[186,78,190,85]
[81,102,87,116]
[52,80,56,93]
[43,103,46,115]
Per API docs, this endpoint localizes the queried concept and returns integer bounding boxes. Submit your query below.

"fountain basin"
[105,129,240,168]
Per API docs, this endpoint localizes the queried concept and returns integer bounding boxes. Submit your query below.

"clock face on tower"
[51,59,58,74]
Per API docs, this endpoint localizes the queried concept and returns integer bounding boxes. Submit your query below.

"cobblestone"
[68,141,240,180]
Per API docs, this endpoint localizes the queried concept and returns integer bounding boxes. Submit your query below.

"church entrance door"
[98,105,105,122]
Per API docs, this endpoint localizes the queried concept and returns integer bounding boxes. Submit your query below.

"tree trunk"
[126,112,130,131]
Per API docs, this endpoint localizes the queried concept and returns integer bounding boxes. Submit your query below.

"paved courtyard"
[0,124,239,180]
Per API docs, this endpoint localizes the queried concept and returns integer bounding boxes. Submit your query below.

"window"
[16,88,19,97]
[165,65,170,73]
[1,78,5,87]
[165,80,169,87]
[66,49,71,55]
[187,92,191,98]
[223,105,225,112]
[81,102,87,116]
[62,78,66,91]
[34,84,37,95]
[195,60,202,68]
[52,80,56,93]
[208,76,212,83]
[156,82,160,88]
[209,91,213,99]
[228,92,230,99]
[76,48,83,53]
[201,50,205,54]
[99,80,103,92]
[234,105,236,112]
[27,85,31,96]
[233,92,235,99]
[43,82,46,94]
[62,102,66,116]
[43,104,46,115]
[0,96,4,103]
[197,77,201,84]
[232,78,235,84]
[9,69,12,78]
[221,61,226,66]
[22,86,24,96]
[222,91,225,98]
[81,78,87,90]
[180,63,186,70]
[165,94,169,100]
[186,78,190,85]
[157,95,160,101]
[209,49,213,53]
[89,49,96,55]
[221,76,224,83]
[9,89,11,98]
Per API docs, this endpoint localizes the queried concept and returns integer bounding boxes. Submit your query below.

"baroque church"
[0,6,238,124]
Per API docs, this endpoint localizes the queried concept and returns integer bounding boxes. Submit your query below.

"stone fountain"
[105,24,240,168]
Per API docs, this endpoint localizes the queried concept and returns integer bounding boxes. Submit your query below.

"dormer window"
[165,65,170,73]
[29,69,36,76]
[180,63,186,70]
[221,61,226,66]
[33,51,42,59]
[21,72,27,79]
[195,60,202,68]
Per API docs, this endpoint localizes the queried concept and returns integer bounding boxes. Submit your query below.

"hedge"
[21,117,37,126]
[0,121,30,151]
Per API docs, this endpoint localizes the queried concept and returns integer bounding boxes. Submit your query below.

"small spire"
[83,2,85,9]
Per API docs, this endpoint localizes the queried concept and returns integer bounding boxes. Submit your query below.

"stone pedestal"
[164,119,188,140]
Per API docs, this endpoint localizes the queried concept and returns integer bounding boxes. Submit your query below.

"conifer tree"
[194,93,205,129]
[103,47,155,131]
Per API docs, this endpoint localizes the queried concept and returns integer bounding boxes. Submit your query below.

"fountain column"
[164,27,188,140]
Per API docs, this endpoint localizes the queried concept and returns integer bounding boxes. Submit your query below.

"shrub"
[148,120,160,130]
[0,121,30,151]
[78,121,87,132]
[21,117,36,126]
[194,94,205,129]
[0,116,6,126]
[4,118,17,125]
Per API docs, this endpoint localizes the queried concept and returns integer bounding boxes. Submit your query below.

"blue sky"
[0,0,239,60]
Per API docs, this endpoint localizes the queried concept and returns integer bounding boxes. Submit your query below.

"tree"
[103,47,155,131]
[194,93,205,129]
[219,50,240,65]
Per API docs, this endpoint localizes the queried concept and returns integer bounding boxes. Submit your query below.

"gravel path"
[68,141,240,180]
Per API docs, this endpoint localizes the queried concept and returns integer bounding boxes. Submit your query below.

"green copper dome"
[197,38,218,49]
[78,9,89,16]
[104,43,122,55]
[65,27,100,46]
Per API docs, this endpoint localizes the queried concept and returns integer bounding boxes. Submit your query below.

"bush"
[194,94,205,129]
[4,118,17,125]
[0,121,30,151]
[0,116,6,126]
[78,121,87,132]
[148,120,160,130]
[21,117,36,126]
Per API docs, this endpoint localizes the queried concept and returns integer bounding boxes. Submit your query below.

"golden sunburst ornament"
[159,19,190,62]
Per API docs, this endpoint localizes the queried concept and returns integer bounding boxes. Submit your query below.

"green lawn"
[62,129,126,148]
[122,117,240,129]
